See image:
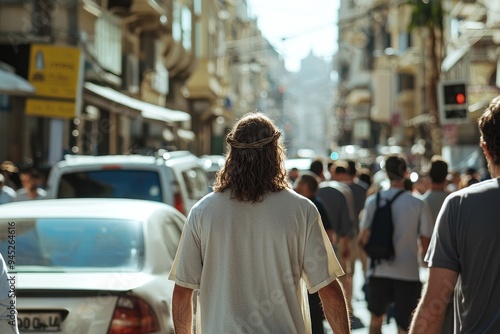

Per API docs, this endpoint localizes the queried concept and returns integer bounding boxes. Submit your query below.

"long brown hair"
[213,112,289,202]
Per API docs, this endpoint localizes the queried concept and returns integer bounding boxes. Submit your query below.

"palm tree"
[408,0,444,156]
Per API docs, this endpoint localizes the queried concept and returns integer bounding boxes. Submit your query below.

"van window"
[182,167,208,200]
[57,170,163,202]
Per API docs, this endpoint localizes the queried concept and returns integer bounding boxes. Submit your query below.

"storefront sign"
[26,44,82,118]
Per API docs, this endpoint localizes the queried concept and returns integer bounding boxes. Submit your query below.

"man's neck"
[490,164,500,178]
[430,183,446,191]
[390,180,405,189]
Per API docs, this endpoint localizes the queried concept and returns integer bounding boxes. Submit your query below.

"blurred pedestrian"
[0,175,16,205]
[310,159,326,182]
[420,156,449,225]
[16,168,47,201]
[458,167,480,189]
[0,161,20,191]
[411,173,429,196]
[410,95,500,333]
[288,167,300,185]
[358,154,433,334]
[169,112,350,334]
[445,170,461,192]
[329,161,360,312]
[316,162,356,311]
[0,253,19,333]
[295,172,334,334]
[419,155,453,333]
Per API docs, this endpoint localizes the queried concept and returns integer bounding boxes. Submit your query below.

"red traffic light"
[455,93,466,105]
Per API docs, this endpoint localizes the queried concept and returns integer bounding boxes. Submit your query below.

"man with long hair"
[410,95,500,333]
[169,112,350,334]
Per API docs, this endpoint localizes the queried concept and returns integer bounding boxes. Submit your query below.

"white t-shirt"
[359,188,433,281]
[169,189,344,334]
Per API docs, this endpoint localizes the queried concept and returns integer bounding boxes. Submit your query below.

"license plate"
[18,312,62,332]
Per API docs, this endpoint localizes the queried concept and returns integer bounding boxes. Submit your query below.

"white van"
[46,151,209,215]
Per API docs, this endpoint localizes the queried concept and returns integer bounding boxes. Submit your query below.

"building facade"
[0,0,287,166]
[335,0,500,171]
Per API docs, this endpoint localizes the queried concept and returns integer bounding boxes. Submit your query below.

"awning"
[141,103,191,124]
[84,82,142,117]
[84,82,191,124]
[0,67,35,96]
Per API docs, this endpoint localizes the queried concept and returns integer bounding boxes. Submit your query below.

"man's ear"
[481,141,492,161]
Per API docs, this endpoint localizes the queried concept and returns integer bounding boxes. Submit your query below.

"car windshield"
[0,218,145,272]
[57,170,162,202]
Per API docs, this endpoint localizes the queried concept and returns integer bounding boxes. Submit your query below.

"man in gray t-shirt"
[359,155,433,333]
[419,155,450,225]
[410,95,500,334]
[418,155,452,334]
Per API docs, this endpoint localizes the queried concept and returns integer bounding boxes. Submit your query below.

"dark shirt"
[310,196,332,232]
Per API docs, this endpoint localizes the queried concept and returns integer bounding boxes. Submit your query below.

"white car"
[0,198,186,334]
[46,151,209,216]
[200,155,225,188]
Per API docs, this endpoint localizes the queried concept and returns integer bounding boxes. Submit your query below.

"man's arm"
[357,228,369,248]
[420,236,431,265]
[318,279,351,334]
[172,284,194,334]
[409,267,458,334]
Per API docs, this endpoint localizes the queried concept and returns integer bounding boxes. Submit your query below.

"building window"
[95,12,122,75]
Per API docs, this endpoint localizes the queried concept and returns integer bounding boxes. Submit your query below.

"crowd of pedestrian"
[277,99,498,334]
[0,161,47,205]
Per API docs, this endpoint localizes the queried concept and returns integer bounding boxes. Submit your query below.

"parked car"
[46,151,209,215]
[200,154,225,189]
[0,198,186,334]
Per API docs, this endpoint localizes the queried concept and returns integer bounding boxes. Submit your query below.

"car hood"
[16,271,156,292]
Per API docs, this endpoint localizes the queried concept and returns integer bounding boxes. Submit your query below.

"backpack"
[363,190,405,266]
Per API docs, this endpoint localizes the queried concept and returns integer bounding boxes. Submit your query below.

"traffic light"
[438,80,469,124]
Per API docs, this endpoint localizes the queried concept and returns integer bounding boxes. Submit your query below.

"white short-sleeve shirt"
[169,189,344,334]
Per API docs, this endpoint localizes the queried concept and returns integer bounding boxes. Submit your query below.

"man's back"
[420,190,448,224]
[170,189,343,333]
[360,188,433,280]
[427,179,500,332]
[348,181,368,221]
[317,181,355,239]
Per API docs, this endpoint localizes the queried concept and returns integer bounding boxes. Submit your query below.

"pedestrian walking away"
[410,95,500,334]
[295,172,335,334]
[169,112,351,334]
[358,154,433,334]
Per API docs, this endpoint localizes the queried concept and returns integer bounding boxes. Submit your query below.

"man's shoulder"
[317,182,343,199]
[350,181,368,191]
[1,186,16,197]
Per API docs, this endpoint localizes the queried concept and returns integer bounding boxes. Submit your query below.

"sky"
[247,0,340,72]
